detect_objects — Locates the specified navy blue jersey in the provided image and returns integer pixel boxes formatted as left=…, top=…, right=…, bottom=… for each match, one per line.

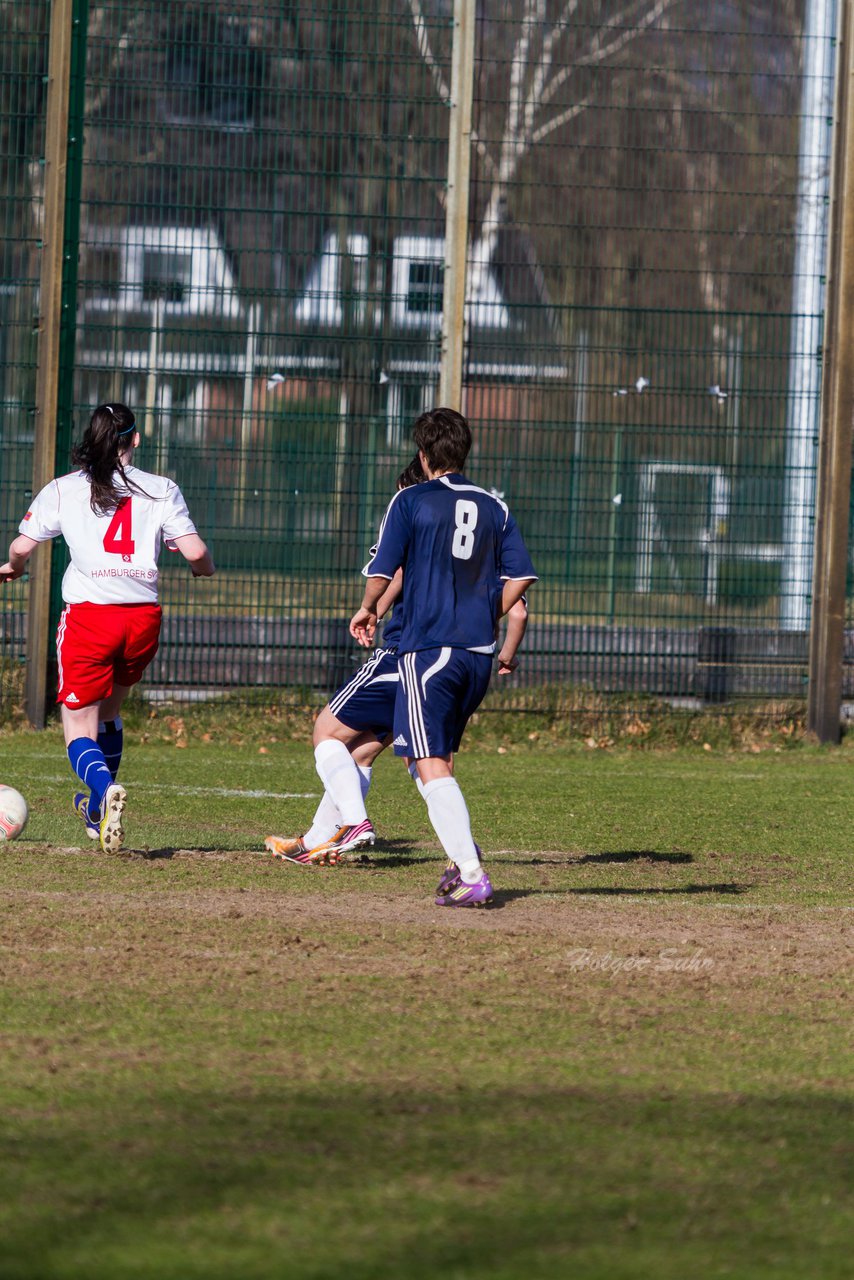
left=380, top=599, right=402, bottom=651
left=364, top=473, right=537, bottom=653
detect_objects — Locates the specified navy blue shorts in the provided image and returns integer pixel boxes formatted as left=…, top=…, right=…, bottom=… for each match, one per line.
left=394, top=647, right=492, bottom=759
left=328, top=647, right=399, bottom=738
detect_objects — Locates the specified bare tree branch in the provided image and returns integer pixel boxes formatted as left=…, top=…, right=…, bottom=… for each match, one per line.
left=524, top=0, right=583, bottom=138
left=405, top=0, right=497, bottom=179
left=540, top=0, right=677, bottom=112
left=507, top=0, right=539, bottom=161
left=467, top=0, right=684, bottom=302
left=530, top=95, right=592, bottom=146
left=408, top=0, right=451, bottom=105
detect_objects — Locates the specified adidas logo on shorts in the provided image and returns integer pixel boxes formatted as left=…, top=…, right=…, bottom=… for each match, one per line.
left=66, top=692, right=80, bottom=704
left=393, top=734, right=408, bottom=747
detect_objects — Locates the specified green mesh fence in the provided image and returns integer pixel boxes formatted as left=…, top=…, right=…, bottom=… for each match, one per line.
left=0, top=0, right=47, bottom=719
left=0, top=0, right=846, bottom=721
left=464, top=0, right=831, bottom=712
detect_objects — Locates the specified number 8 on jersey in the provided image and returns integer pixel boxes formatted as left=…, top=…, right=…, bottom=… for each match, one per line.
left=452, top=499, right=479, bottom=560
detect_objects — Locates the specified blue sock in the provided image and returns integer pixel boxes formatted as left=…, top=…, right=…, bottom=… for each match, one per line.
left=67, top=737, right=114, bottom=820
left=98, top=717, right=123, bottom=781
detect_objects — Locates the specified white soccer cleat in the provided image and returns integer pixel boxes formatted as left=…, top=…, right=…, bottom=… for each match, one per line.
left=99, top=783, right=127, bottom=854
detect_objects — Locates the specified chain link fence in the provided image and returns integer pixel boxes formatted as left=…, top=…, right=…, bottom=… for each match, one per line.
left=1, top=0, right=848, bottom=723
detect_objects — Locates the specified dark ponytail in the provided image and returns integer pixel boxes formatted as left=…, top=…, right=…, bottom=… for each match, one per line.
left=396, top=454, right=425, bottom=490
left=72, top=403, right=142, bottom=515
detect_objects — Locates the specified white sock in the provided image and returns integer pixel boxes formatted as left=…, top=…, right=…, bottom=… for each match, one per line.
left=422, top=777, right=481, bottom=882
left=408, top=761, right=427, bottom=799
left=303, top=791, right=341, bottom=849
left=314, top=740, right=369, bottom=827
left=304, top=762, right=373, bottom=846
left=357, top=764, right=372, bottom=803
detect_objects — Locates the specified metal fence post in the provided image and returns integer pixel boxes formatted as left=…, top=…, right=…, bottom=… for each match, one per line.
left=236, top=303, right=260, bottom=524
left=50, top=0, right=89, bottom=649
left=439, top=0, right=476, bottom=411
left=781, top=0, right=839, bottom=631
left=808, top=0, right=854, bottom=741
left=26, top=0, right=76, bottom=727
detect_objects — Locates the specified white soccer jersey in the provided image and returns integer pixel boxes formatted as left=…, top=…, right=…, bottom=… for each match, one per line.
left=20, top=466, right=197, bottom=605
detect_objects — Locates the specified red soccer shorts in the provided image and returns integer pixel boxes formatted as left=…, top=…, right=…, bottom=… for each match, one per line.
left=55, top=602, right=162, bottom=707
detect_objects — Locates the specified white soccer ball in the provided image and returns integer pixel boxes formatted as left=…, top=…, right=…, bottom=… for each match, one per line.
left=0, top=785, right=28, bottom=841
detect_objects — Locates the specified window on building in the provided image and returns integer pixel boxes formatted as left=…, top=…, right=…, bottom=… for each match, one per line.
left=110, top=227, right=239, bottom=317
left=392, top=237, right=445, bottom=329
left=141, top=250, right=194, bottom=305
left=407, top=260, right=444, bottom=315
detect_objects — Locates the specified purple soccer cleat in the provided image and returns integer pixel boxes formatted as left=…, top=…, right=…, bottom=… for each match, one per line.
left=435, top=870, right=494, bottom=908
left=434, top=844, right=480, bottom=897
left=436, top=859, right=461, bottom=896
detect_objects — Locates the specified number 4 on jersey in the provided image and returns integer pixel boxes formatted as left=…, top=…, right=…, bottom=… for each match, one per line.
left=103, top=497, right=135, bottom=558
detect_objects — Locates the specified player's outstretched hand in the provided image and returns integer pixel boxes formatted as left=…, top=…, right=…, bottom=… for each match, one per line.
left=0, top=562, right=22, bottom=583
left=350, top=607, right=377, bottom=647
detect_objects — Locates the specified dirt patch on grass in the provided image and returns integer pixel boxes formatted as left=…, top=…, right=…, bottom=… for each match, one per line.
left=2, top=870, right=850, bottom=990
left=1, top=863, right=849, bottom=1109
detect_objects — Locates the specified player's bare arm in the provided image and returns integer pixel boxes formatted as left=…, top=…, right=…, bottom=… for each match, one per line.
left=352, top=568, right=403, bottom=649
left=171, top=533, right=215, bottom=577
left=497, top=596, right=529, bottom=675
left=375, top=568, right=403, bottom=618
left=349, top=574, right=391, bottom=644
left=0, top=534, right=39, bottom=582
left=500, top=576, right=536, bottom=619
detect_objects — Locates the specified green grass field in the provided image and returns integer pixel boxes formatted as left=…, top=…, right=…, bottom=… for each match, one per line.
left=0, top=721, right=851, bottom=1279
